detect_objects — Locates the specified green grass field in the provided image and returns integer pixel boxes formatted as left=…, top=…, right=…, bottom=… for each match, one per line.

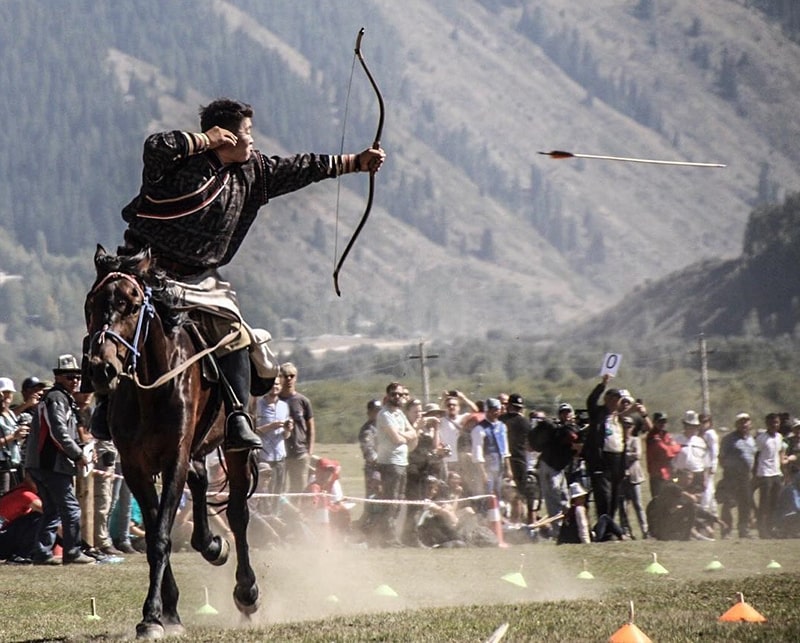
left=3, top=443, right=799, bottom=641
left=1, top=539, right=799, bottom=641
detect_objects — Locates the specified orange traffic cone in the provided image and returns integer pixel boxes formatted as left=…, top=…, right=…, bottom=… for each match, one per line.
left=486, top=495, right=509, bottom=548
left=608, top=601, right=652, bottom=643
left=718, top=592, right=766, bottom=623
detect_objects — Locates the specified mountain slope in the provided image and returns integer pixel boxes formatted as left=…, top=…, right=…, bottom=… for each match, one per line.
left=0, top=0, right=799, bottom=374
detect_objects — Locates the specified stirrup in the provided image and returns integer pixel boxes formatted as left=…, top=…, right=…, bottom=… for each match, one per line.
left=224, top=410, right=261, bottom=452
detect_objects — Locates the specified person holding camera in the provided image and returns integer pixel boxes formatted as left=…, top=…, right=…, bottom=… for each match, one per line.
left=403, top=400, right=451, bottom=547
left=0, top=378, right=28, bottom=495
left=253, top=381, right=293, bottom=512
left=534, top=402, right=583, bottom=536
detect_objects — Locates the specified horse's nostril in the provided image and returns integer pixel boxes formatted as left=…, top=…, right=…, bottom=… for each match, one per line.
left=103, top=363, right=118, bottom=382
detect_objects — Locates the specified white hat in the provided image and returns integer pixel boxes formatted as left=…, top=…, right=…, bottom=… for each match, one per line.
left=568, top=482, right=588, bottom=500
left=682, top=410, right=700, bottom=426
left=0, top=377, right=16, bottom=393
left=618, top=389, right=634, bottom=404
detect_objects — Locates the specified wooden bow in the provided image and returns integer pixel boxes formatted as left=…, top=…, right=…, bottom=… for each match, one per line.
left=333, top=27, right=385, bottom=297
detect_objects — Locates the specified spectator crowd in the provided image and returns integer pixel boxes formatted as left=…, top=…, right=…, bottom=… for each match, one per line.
left=4, top=357, right=800, bottom=565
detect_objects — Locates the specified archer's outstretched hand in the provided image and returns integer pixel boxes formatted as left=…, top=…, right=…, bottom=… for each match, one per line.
left=357, top=147, right=386, bottom=173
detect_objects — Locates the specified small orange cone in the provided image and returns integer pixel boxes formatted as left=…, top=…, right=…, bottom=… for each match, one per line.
left=608, top=601, right=652, bottom=643
left=718, top=592, right=766, bottom=623
left=486, top=495, right=509, bottom=548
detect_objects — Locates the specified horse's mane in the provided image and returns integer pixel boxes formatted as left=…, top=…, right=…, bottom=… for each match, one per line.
left=96, top=249, right=187, bottom=331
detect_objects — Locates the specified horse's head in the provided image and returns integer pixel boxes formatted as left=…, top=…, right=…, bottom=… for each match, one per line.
left=85, top=245, right=154, bottom=394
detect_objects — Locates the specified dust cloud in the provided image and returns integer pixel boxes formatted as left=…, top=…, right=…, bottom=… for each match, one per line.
left=178, top=540, right=605, bottom=628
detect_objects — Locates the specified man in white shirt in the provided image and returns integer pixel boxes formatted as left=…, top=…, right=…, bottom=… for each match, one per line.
left=437, top=390, right=478, bottom=477
left=673, top=410, right=708, bottom=495
left=700, top=413, right=719, bottom=516
left=754, top=413, right=788, bottom=538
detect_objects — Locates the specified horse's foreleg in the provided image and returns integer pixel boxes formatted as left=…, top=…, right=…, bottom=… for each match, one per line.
left=186, top=458, right=229, bottom=565
left=226, top=450, right=260, bottom=616
left=127, top=464, right=186, bottom=638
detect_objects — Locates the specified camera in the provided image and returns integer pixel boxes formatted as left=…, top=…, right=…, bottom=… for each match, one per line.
left=16, top=412, right=33, bottom=426
left=574, top=409, right=590, bottom=427
left=447, top=390, right=458, bottom=397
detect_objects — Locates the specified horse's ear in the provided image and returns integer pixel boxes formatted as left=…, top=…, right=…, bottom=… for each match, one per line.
left=135, top=247, right=153, bottom=274
left=95, top=244, right=107, bottom=264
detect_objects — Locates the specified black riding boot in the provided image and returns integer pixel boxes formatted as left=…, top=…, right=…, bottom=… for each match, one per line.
left=218, top=349, right=262, bottom=452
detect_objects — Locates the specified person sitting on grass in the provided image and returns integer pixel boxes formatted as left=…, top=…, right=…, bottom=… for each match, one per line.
left=647, top=475, right=726, bottom=541
left=0, top=473, right=43, bottom=563
left=558, top=482, right=629, bottom=544
left=417, top=475, right=466, bottom=548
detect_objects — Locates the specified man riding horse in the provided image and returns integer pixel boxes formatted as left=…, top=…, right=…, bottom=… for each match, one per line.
left=87, top=97, right=385, bottom=451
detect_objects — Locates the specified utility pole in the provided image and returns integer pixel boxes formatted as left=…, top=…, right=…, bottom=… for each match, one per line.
left=691, top=333, right=713, bottom=415
left=408, top=340, right=438, bottom=403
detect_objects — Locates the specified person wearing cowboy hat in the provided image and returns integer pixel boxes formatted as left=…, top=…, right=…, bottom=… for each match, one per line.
left=25, top=354, right=95, bottom=565
left=556, top=482, right=591, bottom=544
left=673, top=410, right=708, bottom=496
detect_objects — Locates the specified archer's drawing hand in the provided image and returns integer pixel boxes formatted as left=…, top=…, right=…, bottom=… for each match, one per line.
left=204, top=126, right=239, bottom=149
left=357, top=147, right=386, bottom=173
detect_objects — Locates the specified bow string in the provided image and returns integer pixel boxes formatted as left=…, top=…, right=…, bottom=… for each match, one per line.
left=333, top=27, right=385, bottom=297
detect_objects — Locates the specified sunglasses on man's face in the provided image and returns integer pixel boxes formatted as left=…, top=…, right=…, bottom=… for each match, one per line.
left=64, top=374, right=81, bottom=381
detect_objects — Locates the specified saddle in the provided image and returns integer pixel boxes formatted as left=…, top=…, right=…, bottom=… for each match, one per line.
left=184, top=321, right=274, bottom=397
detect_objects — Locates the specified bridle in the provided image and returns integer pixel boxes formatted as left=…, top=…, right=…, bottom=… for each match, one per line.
left=87, top=271, right=155, bottom=378
left=87, top=270, right=243, bottom=390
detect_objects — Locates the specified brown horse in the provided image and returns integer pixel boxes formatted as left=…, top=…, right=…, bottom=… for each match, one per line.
left=84, top=245, right=259, bottom=639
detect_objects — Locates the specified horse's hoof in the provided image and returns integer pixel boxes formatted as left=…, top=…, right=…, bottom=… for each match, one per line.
left=233, top=583, right=261, bottom=617
left=135, top=621, right=165, bottom=639
left=208, top=535, right=230, bottom=567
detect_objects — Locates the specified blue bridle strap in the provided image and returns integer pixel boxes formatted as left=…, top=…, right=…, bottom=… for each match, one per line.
left=93, top=285, right=155, bottom=374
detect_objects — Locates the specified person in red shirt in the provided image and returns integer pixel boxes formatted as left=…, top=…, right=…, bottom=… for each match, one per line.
left=645, top=413, right=682, bottom=499
left=0, top=474, right=43, bottom=562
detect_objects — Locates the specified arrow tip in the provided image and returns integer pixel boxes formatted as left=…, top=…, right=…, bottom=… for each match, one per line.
left=538, top=150, right=575, bottom=159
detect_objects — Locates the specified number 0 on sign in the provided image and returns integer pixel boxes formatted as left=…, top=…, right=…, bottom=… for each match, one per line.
left=601, top=353, right=622, bottom=377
